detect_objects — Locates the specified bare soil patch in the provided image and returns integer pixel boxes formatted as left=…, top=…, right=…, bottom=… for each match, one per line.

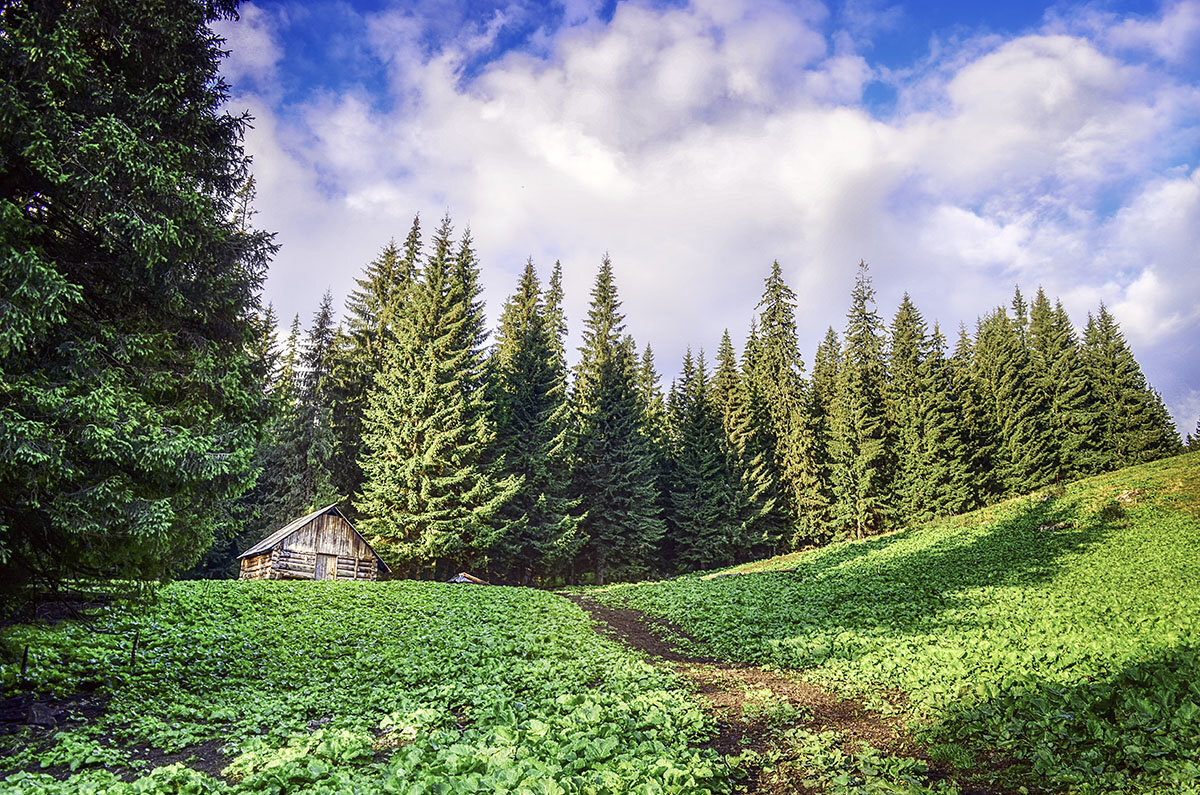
left=0, top=691, right=229, bottom=782
left=566, top=594, right=1017, bottom=794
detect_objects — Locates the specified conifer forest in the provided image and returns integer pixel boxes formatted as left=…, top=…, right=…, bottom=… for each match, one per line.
left=210, top=215, right=1183, bottom=586
left=3, top=3, right=1200, bottom=794
left=0, top=0, right=1186, bottom=593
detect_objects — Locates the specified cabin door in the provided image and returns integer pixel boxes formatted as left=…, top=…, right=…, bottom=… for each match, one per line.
left=314, top=554, right=337, bottom=580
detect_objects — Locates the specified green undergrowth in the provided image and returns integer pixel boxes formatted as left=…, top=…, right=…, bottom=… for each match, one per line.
left=0, top=582, right=728, bottom=794
left=598, top=453, right=1200, bottom=793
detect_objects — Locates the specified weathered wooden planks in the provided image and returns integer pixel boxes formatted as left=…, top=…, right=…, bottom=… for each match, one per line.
left=237, top=506, right=384, bottom=581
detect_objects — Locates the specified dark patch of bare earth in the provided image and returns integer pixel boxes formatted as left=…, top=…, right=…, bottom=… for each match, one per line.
left=0, top=690, right=229, bottom=783
left=565, top=594, right=1019, bottom=795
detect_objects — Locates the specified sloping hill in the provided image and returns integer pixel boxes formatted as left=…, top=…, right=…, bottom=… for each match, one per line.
left=598, top=452, right=1200, bottom=792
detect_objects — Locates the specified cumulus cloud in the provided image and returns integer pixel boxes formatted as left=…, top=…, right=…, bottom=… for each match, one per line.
left=211, top=3, right=284, bottom=92
left=218, top=0, right=1200, bottom=431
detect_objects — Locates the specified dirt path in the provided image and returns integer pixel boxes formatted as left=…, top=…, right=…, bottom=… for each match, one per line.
left=565, top=594, right=918, bottom=793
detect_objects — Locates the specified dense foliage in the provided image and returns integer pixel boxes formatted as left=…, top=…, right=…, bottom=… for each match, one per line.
left=243, top=220, right=1179, bottom=582
left=0, top=0, right=274, bottom=595
left=599, top=452, right=1200, bottom=792
left=0, top=582, right=727, bottom=794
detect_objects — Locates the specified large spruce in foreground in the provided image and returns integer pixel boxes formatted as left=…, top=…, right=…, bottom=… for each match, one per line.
left=0, top=0, right=274, bottom=595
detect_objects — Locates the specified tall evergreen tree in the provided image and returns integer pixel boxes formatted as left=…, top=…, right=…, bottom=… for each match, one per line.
left=357, top=216, right=518, bottom=571
left=1186, top=420, right=1200, bottom=452
left=571, top=257, right=664, bottom=584
left=0, top=0, right=275, bottom=595
left=886, top=293, right=930, bottom=523
left=545, top=260, right=569, bottom=368
left=1028, top=290, right=1104, bottom=480
left=668, top=350, right=738, bottom=570
left=973, top=301, right=1056, bottom=495
left=829, top=262, right=893, bottom=538
left=279, top=291, right=339, bottom=514
left=636, top=344, right=674, bottom=569
left=916, top=324, right=973, bottom=518
left=731, top=322, right=789, bottom=555
left=948, top=325, right=1002, bottom=509
left=807, top=326, right=842, bottom=528
left=749, top=262, right=807, bottom=529
left=1082, top=304, right=1181, bottom=468
left=488, top=260, right=581, bottom=582
left=329, top=218, right=421, bottom=502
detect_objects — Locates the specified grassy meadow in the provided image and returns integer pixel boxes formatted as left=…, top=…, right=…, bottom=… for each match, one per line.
left=2, top=453, right=1198, bottom=793
left=599, top=452, right=1200, bottom=792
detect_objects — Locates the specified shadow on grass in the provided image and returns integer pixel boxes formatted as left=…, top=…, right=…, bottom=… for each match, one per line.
left=641, top=494, right=1126, bottom=655
left=931, top=644, right=1200, bottom=792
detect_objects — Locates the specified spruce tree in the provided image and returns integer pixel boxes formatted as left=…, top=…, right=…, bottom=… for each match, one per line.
left=329, top=218, right=421, bottom=503
left=489, top=260, right=581, bottom=583
left=669, top=350, right=738, bottom=570
left=948, top=325, right=1002, bottom=508
left=0, top=0, right=275, bottom=594
left=749, top=261, right=829, bottom=538
left=829, top=262, right=893, bottom=538
left=1082, top=304, right=1181, bottom=468
left=287, top=291, right=340, bottom=512
left=636, top=344, right=673, bottom=570
left=357, top=216, right=518, bottom=571
left=973, top=304, right=1056, bottom=494
left=886, top=294, right=930, bottom=523
left=571, top=256, right=664, bottom=584
left=916, top=324, right=972, bottom=517
left=1028, top=290, right=1104, bottom=480
left=1186, top=420, right=1200, bottom=452
left=545, top=260, right=569, bottom=368
left=731, top=322, right=789, bottom=556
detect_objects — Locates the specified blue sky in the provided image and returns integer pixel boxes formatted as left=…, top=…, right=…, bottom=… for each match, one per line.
left=214, top=0, right=1200, bottom=432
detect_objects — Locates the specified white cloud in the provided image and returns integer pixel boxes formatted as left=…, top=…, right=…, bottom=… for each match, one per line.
left=211, top=3, right=283, bottom=92
left=222, top=0, right=1200, bottom=430
left=1107, top=0, right=1200, bottom=65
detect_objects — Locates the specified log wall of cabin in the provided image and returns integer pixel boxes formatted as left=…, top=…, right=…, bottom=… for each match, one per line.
left=240, top=512, right=383, bottom=581
left=239, top=553, right=273, bottom=580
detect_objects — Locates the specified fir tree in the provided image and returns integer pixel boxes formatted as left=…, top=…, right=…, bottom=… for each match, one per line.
left=1028, top=290, right=1104, bottom=480
left=0, top=0, right=275, bottom=594
left=545, top=260, right=569, bottom=369
left=886, top=294, right=930, bottom=523
left=289, top=291, right=339, bottom=512
left=711, top=331, right=741, bottom=427
left=829, top=262, right=893, bottom=538
left=571, top=256, right=664, bottom=584
left=669, top=350, right=738, bottom=570
left=329, top=219, right=421, bottom=503
left=636, top=344, right=673, bottom=569
left=916, top=324, right=972, bottom=517
left=730, top=322, right=789, bottom=556
left=489, top=260, right=581, bottom=582
left=1082, top=304, right=1181, bottom=468
left=750, top=263, right=806, bottom=526
left=972, top=304, right=1056, bottom=494
left=1186, top=420, right=1200, bottom=452
left=357, top=216, right=518, bottom=571
left=948, top=325, right=1002, bottom=509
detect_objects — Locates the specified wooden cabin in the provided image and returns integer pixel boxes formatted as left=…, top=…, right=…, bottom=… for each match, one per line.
left=237, top=504, right=389, bottom=581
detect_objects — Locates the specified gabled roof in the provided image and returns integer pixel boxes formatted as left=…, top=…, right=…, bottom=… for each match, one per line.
left=237, top=504, right=391, bottom=572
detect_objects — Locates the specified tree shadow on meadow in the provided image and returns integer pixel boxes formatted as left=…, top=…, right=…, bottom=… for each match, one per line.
left=685, top=494, right=1126, bottom=653
left=930, top=644, right=1200, bottom=792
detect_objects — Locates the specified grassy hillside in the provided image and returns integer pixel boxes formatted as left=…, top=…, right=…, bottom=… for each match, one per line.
left=598, top=452, right=1200, bottom=792
left=0, top=583, right=727, bottom=793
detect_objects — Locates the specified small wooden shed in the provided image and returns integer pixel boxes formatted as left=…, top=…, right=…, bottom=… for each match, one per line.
left=237, top=504, right=389, bottom=581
